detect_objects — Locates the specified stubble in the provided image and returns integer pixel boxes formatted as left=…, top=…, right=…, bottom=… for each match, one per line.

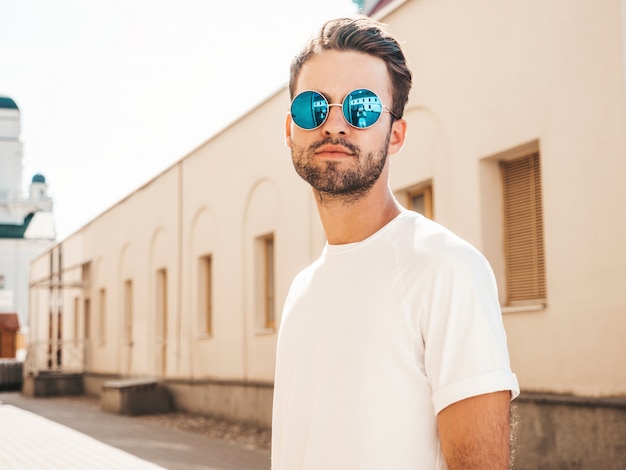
left=290, top=134, right=390, bottom=205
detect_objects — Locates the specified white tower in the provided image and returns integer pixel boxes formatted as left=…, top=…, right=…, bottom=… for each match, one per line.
left=0, top=97, right=23, bottom=209
left=0, top=96, right=56, bottom=348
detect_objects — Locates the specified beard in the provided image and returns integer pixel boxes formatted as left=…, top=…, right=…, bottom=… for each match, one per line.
left=290, top=133, right=390, bottom=204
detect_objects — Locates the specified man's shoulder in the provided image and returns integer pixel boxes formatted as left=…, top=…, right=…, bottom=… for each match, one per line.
left=393, top=211, right=490, bottom=272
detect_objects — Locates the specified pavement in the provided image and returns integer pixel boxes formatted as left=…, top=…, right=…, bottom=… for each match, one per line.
left=0, top=392, right=271, bottom=470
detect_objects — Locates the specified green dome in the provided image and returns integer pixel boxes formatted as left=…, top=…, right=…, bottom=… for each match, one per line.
left=32, top=174, right=46, bottom=184
left=0, top=97, right=19, bottom=110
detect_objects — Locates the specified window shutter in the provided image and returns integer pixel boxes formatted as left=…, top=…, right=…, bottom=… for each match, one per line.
left=501, top=153, right=546, bottom=304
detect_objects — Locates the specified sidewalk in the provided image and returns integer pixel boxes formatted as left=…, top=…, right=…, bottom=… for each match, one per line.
left=0, top=392, right=270, bottom=470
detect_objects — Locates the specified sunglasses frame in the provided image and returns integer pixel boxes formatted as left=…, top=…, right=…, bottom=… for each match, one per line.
left=289, top=88, right=397, bottom=131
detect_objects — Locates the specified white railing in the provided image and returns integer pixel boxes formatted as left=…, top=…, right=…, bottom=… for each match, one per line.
left=25, top=340, right=87, bottom=375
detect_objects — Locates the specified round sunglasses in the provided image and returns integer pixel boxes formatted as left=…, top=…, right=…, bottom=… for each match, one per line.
left=290, top=88, right=397, bottom=130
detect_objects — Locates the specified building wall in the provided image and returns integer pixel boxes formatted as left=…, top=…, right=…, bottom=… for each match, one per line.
left=383, top=0, right=626, bottom=397
left=28, top=89, right=321, bottom=422
left=28, top=0, right=625, bottom=459
left=513, top=394, right=626, bottom=469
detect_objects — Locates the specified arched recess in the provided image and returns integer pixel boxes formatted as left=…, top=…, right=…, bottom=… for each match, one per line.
left=117, top=243, right=135, bottom=375
left=243, top=178, right=281, bottom=234
left=188, top=207, right=219, bottom=338
left=85, top=255, right=103, bottom=370
left=243, top=178, right=282, bottom=380
left=149, top=227, right=174, bottom=378
left=244, top=179, right=281, bottom=327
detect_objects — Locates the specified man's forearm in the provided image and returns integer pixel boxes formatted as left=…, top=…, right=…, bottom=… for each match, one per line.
left=437, top=391, right=512, bottom=469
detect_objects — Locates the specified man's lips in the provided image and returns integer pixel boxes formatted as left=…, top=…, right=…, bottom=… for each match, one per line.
left=314, top=144, right=354, bottom=157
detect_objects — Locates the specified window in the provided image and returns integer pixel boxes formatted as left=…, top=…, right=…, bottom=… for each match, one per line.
left=409, top=185, right=434, bottom=219
left=83, top=299, right=90, bottom=339
left=73, top=297, right=80, bottom=343
left=124, top=280, right=133, bottom=346
left=256, top=234, right=276, bottom=330
left=81, top=262, right=91, bottom=284
left=397, top=182, right=434, bottom=219
left=156, top=269, right=168, bottom=339
left=81, top=262, right=91, bottom=340
left=198, top=255, right=213, bottom=336
left=501, top=152, right=546, bottom=306
left=156, top=268, right=168, bottom=377
left=98, top=288, right=106, bottom=346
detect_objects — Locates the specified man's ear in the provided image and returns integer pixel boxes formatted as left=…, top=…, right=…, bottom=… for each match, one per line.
left=285, top=113, right=293, bottom=148
left=387, top=118, right=407, bottom=156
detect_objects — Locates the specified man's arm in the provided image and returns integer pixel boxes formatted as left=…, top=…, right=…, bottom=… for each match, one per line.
left=437, top=391, right=512, bottom=470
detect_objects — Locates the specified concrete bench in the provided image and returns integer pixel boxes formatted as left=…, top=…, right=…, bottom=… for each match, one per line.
left=101, top=378, right=172, bottom=416
left=22, top=371, right=84, bottom=397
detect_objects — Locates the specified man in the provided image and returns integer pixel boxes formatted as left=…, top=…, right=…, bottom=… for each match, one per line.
left=272, top=17, right=519, bottom=469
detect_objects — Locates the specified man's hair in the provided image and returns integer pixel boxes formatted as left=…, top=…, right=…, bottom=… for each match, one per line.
left=289, top=17, right=413, bottom=119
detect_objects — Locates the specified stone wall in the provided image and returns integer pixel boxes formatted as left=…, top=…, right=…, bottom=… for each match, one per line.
left=513, top=393, right=626, bottom=469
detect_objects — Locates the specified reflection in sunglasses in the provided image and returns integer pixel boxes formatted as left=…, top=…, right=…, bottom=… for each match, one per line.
left=290, top=88, right=393, bottom=130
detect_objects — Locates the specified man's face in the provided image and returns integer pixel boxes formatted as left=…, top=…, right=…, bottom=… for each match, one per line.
left=286, top=49, right=406, bottom=202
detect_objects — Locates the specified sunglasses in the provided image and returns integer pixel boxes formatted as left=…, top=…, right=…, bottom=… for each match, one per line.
left=290, top=88, right=397, bottom=130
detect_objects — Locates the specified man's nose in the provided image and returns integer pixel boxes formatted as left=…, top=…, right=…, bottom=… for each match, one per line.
left=321, top=104, right=349, bottom=135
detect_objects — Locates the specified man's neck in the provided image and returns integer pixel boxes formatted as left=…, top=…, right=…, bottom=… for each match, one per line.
left=314, top=184, right=402, bottom=245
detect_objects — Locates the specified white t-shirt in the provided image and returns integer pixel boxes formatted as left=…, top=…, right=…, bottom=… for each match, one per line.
left=272, top=210, right=519, bottom=470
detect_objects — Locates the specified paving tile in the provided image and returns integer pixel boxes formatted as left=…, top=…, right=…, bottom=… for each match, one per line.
left=0, top=393, right=270, bottom=470
left=0, top=405, right=166, bottom=469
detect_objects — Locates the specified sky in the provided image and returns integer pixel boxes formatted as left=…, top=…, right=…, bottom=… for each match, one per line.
left=1, top=0, right=358, bottom=239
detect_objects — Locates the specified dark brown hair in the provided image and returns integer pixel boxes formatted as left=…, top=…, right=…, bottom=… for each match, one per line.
left=289, top=17, right=413, bottom=119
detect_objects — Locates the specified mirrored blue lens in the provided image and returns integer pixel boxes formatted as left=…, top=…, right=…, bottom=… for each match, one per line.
left=290, top=91, right=328, bottom=130
left=342, top=89, right=383, bottom=128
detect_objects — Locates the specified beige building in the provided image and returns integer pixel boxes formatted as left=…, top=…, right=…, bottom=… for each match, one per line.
left=27, top=0, right=626, bottom=466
